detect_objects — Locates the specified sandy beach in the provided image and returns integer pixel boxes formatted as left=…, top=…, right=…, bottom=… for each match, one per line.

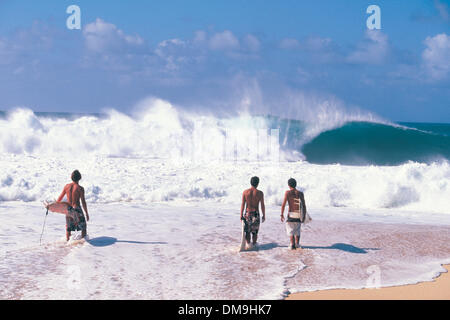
left=287, top=265, right=450, bottom=300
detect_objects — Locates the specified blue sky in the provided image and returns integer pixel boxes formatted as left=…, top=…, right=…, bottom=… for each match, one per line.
left=0, top=0, right=449, bottom=122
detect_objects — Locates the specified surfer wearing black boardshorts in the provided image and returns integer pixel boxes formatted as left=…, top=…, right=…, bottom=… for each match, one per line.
left=240, top=176, right=266, bottom=250
left=57, top=170, right=90, bottom=241
left=281, top=178, right=307, bottom=250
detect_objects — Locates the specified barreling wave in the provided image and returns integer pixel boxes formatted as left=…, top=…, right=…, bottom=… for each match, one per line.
left=301, top=121, right=450, bottom=165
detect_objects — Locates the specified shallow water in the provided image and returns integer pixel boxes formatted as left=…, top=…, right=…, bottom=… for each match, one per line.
left=1, top=203, right=449, bottom=299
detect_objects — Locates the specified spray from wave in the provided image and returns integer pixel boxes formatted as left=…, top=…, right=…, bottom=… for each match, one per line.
left=0, top=96, right=388, bottom=161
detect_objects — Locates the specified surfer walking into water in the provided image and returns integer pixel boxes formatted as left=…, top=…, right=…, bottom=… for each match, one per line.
left=57, top=170, right=89, bottom=241
left=240, top=176, right=266, bottom=250
left=281, top=178, right=308, bottom=250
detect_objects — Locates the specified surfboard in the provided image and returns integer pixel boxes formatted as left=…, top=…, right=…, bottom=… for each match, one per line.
left=239, top=219, right=247, bottom=252
left=303, top=212, right=312, bottom=224
left=44, top=201, right=71, bottom=215
left=293, top=198, right=312, bottom=224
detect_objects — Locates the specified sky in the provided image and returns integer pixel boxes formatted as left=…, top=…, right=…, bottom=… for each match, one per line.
left=0, top=0, right=449, bottom=122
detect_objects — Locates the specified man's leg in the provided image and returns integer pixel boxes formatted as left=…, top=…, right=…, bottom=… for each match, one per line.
left=295, top=223, right=301, bottom=248
left=252, top=232, right=258, bottom=245
left=286, top=222, right=295, bottom=249
left=295, top=236, right=300, bottom=249
left=251, top=215, right=260, bottom=246
left=245, top=231, right=251, bottom=245
left=289, top=236, right=295, bottom=249
left=82, top=227, right=87, bottom=239
left=65, top=217, right=71, bottom=241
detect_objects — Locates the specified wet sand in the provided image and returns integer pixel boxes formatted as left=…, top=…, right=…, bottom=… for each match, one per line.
left=287, top=265, right=450, bottom=300
left=281, top=219, right=450, bottom=300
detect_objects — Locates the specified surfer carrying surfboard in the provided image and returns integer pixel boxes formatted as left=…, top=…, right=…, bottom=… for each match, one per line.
left=56, top=170, right=90, bottom=241
left=240, top=176, right=266, bottom=250
left=281, top=178, right=309, bottom=250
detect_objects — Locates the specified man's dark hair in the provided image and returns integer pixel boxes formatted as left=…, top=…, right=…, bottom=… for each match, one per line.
left=250, top=176, right=260, bottom=188
left=71, top=170, right=82, bottom=182
left=288, top=178, right=297, bottom=188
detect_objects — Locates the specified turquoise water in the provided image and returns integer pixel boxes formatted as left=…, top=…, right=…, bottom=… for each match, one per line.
left=263, top=115, right=450, bottom=165
left=302, top=121, right=450, bottom=166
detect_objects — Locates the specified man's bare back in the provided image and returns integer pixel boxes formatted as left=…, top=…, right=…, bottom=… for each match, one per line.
left=239, top=177, right=266, bottom=249
left=242, top=187, right=264, bottom=214
left=281, top=178, right=308, bottom=250
left=58, top=182, right=83, bottom=209
left=285, top=189, right=306, bottom=214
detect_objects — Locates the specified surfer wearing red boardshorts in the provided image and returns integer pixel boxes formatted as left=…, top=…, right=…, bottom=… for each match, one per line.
left=240, top=176, right=266, bottom=249
left=57, top=170, right=90, bottom=241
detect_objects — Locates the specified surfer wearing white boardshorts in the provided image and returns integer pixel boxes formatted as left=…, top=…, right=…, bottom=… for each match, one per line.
left=281, top=178, right=307, bottom=250
left=57, top=170, right=90, bottom=241
left=240, top=176, right=266, bottom=249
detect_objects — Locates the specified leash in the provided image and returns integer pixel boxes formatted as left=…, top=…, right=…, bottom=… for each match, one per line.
left=39, top=208, right=49, bottom=245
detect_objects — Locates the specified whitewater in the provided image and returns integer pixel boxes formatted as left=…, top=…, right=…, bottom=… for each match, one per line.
left=1, top=99, right=450, bottom=299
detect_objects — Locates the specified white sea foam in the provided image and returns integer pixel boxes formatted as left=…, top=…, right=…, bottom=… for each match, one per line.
left=0, top=153, right=449, bottom=214
left=1, top=203, right=449, bottom=299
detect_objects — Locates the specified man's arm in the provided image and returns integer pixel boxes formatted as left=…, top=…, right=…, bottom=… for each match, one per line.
left=280, top=192, right=287, bottom=222
left=81, top=188, right=89, bottom=221
left=240, top=192, right=246, bottom=220
left=260, top=192, right=266, bottom=223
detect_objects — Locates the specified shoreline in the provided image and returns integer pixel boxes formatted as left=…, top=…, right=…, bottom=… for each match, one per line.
left=286, top=265, right=450, bottom=300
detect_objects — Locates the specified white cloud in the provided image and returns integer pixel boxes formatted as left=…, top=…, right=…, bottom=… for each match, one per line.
left=305, top=36, right=332, bottom=51
left=422, top=33, right=450, bottom=80
left=83, top=18, right=144, bottom=53
left=279, top=38, right=300, bottom=49
left=193, top=30, right=207, bottom=44
left=153, top=31, right=259, bottom=70
left=279, top=36, right=332, bottom=51
left=155, top=38, right=187, bottom=71
left=13, top=65, right=25, bottom=75
left=435, top=0, right=449, bottom=22
left=158, top=39, right=185, bottom=48
left=208, top=30, right=239, bottom=51
left=0, top=39, right=10, bottom=64
left=279, top=36, right=337, bottom=64
left=347, top=30, right=389, bottom=64
left=243, top=34, right=260, bottom=52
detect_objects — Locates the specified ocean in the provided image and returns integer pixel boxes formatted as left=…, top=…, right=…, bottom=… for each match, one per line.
left=1, top=103, right=449, bottom=299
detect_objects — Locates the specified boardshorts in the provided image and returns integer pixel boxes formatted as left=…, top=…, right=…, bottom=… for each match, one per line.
left=244, top=211, right=260, bottom=235
left=66, top=207, right=86, bottom=232
left=286, top=212, right=301, bottom=236
left=286, top=221, right=301, bottom=237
